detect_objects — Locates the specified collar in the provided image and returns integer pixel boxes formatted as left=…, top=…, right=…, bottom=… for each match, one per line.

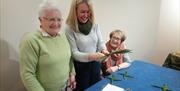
left=40, top=29, right=61, bottom=37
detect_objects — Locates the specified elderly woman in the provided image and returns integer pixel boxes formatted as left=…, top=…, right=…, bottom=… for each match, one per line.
left=65, top=0, right=108, bottom=90
left=19, top=1, right=76, bottom=91
left=101, top=30, right=132, bottom=76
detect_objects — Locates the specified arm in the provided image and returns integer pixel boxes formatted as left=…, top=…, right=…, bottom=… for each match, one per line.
left=96, top=24, right=106, bottom=52
left=65, top=27, right=104, bottom=62
left=65, top=27, right=89, bottom=62
left=68, top=57, right=76, bottom=90
left=19, top=36, right=44, bottom=91
left=106, top=62, right=131, bottom=73
left=123, top=44, right=132, bottom=63
left=69, top=56, right=75, bottom=76
left=118, top=62, right=131, bottom=69
left=118, top=43, right=131, bottom=69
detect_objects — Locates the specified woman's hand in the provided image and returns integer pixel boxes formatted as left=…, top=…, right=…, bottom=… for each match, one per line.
left=118, top=62, right=131, bottom=69
left=67, top=74, right=76, bottom=90
left=88, top=52, right=105, bottom=61
left=101, top=49, right=109, bottom=55
left=106, top=66, right=118, bottom=73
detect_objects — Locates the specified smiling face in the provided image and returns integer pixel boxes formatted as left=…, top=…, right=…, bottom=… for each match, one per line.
left=110, top=32, right=122, bottom=49
left=76, top=2, right=90, bottom=23
left=39, top=9, right=62, bottom=36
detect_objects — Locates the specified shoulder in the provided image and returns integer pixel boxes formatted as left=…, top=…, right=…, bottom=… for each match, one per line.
left=91, top=23, right=99, bottom=32
left=64, top=25, right=75, bottom=36
left=59, top=31, right=67, bottom=39
left=92, top=23, right=99, bottom=29
left=20, top=31, right=41, bottom=46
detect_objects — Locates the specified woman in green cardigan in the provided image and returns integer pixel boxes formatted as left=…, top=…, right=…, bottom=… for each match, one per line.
left=19, top=1, right=76, bottom=91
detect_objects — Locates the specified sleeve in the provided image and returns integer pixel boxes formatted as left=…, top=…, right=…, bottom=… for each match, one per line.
left=95, top=24, right=106, bottom=52
left=65, top=27, right=90, bottom=62
left=19, top=36, right=45, bottom=91
left=69, top=56, right=75, bottom=75
left=123, top=44, right=132, bottom=63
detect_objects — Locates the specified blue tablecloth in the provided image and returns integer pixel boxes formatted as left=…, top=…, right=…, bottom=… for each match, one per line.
left=85, top=60, right=180, bottom=91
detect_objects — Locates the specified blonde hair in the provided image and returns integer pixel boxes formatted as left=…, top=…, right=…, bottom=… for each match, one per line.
left=66, top=0, right=95, bottom=32
left=110, top=29, right=126, bottom=42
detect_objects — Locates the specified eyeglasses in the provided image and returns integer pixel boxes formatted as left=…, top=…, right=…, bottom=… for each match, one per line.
left=43, top=17, right=63, bottom=23
left=111, top=36, right=121, bottom=41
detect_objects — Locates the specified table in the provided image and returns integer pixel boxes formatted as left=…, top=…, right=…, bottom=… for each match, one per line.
left=85, top=60, right=180, bottom=91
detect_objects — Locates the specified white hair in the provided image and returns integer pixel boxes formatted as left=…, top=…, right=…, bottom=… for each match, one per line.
left=38, top=0, right=61, bottom=17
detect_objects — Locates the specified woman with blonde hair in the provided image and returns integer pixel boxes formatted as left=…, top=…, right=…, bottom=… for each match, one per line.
left=65, top=0, right=108, bottom=90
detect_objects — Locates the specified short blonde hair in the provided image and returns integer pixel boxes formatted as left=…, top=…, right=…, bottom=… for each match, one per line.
left=110, top=29, right=126, bottom=42
left=66, top=0, right=95, bottom=32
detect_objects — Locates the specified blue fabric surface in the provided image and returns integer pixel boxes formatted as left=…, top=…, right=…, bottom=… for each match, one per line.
left=85, top=60, right=180, bottom=91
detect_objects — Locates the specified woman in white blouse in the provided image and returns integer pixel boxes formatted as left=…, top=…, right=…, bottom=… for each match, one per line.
left=65, top=0, right=108, bottom=91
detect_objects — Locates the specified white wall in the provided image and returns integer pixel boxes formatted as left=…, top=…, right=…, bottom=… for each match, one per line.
left=0, top=0, right=179, bottom=91
left=152, top=0, right=180, bottom=64
left=93, top=0, right=161, bottom=62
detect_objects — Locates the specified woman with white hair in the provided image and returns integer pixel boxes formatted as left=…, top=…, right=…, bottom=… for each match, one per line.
left=19, top=0, right=76, bottom=91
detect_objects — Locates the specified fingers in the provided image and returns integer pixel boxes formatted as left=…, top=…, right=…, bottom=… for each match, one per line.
left=114, top=54, right=121, bottom=57
left=111, top=66, right=118, bottom=72
left=106, top=68, right=113, bottom=73
left=68, top=74, right=76, bottom=90
left=106, top=66, right=118, bottom=73
left=101, top=50, right=109, bottom=55
left=69, top=81, right=76, bottom=89
left=88, top=52, right=105, bottom=61
left=119, top=62, right=130, bottom=68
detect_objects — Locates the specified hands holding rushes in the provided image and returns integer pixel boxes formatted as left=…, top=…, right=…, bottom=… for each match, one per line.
left=88, top=49, right=109, bottom=61
left=88, top=52, right=105, bottom=61
left=88, top=49, right=131, bottom=62
left=100, top=49, right=132, bottom=63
